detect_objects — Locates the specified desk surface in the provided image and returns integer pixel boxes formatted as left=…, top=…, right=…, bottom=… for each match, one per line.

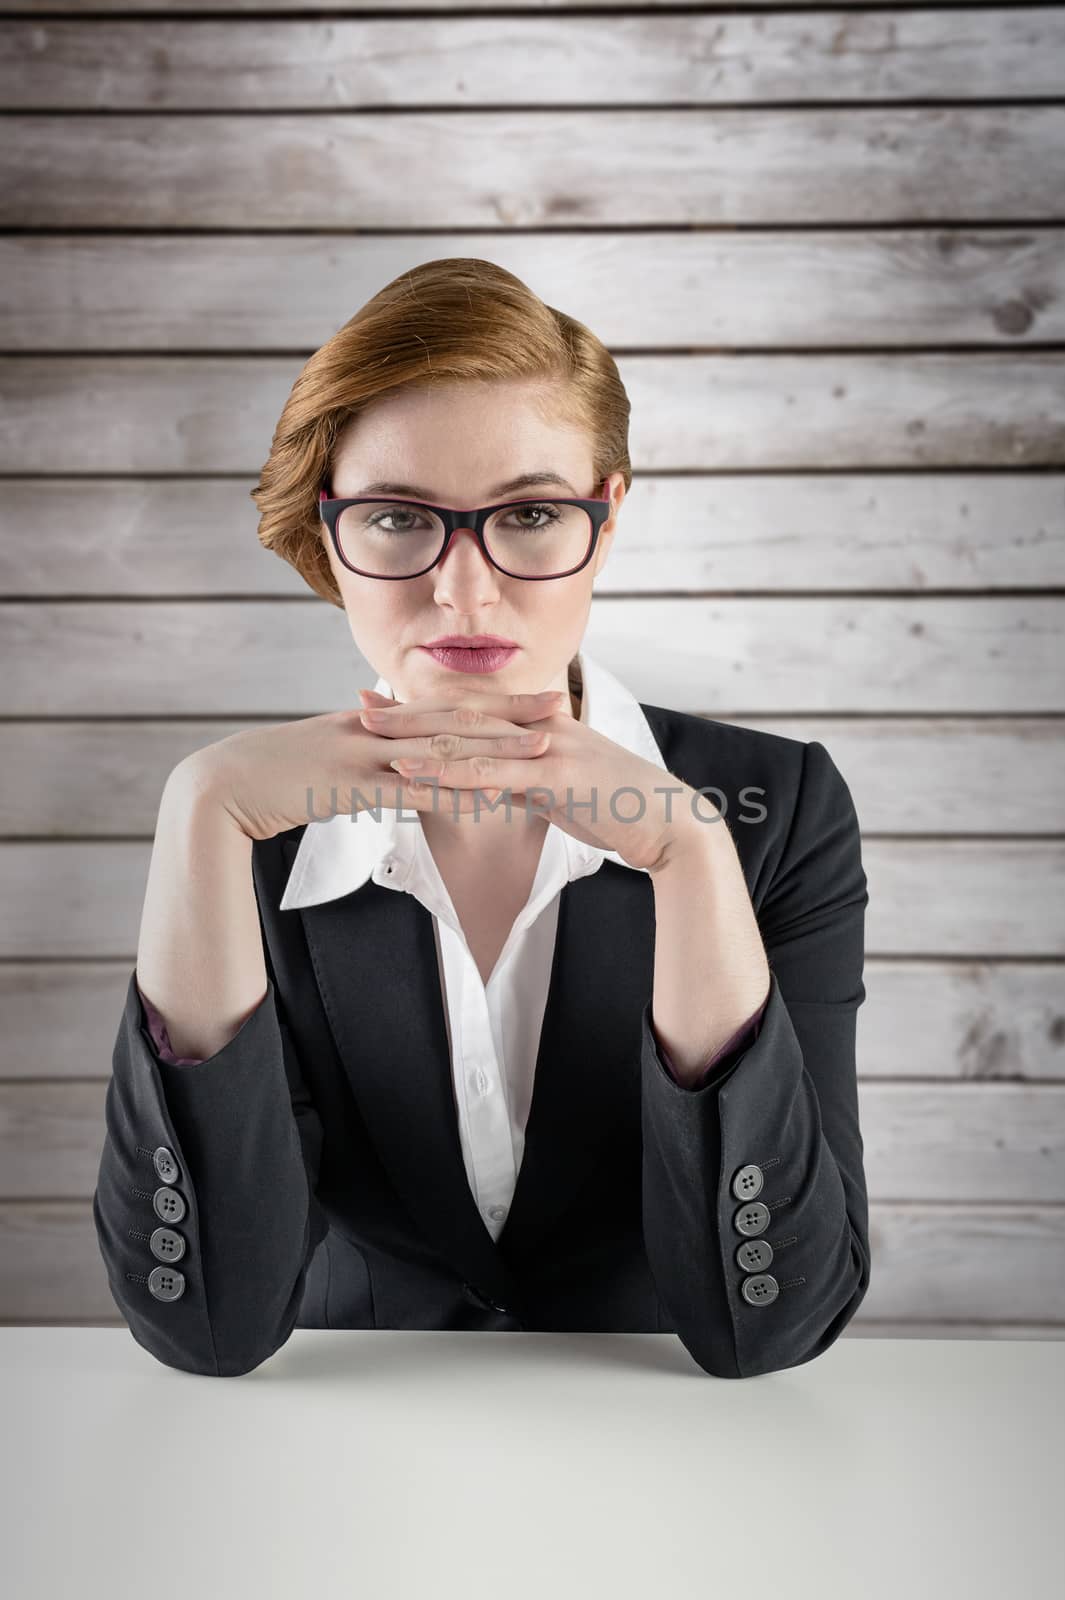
left=3, top=1328, right=1062, bottom=1600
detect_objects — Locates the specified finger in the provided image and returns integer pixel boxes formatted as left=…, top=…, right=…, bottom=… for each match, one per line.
left=360, top=697, right=561, bottom=736
left=357, top=688, right=398, bottom=706
left=389, top=752, right=550, bottom=788
left=371, top=729, right=550, bottom=766
left=375, top=688, right=563, bottom=720
left=392, top=776, right=504, bottom=814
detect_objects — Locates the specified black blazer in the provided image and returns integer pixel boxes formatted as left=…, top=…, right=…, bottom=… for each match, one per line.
left=93, top=703, right=871, bottom=1380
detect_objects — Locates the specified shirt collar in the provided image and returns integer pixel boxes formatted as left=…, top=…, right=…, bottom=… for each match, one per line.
left=279, top=646, right=671, bottom=910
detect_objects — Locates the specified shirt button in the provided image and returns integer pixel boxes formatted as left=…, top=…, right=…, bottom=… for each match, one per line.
left=474, top=1069, right=489, bottom=1094
left=488, top=1205, right=508, bottom=1222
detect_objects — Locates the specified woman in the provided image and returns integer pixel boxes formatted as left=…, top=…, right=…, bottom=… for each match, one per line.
left=93, top=259, right=871, bottom=1379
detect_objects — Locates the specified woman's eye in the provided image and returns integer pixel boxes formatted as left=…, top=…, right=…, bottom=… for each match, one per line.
left=371, top=511, right=420, bottom=532
left=511, top=504, right=558, bottom=527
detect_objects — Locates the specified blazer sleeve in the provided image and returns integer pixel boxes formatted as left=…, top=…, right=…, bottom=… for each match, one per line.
left=137, top=983, right=207, bottom=1066
left=92, top=951, right=329, bottom=1378
left=656, top=991, right=769, bottom=1090
left=639, top=738, right=871, bottom=1379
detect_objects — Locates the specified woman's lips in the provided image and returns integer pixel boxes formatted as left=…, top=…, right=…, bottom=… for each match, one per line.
left=419, top=644, right=520, bottom=674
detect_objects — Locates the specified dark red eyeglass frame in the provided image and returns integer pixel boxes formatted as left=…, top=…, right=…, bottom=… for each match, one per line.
left=317, top=480, right=613, bottom=581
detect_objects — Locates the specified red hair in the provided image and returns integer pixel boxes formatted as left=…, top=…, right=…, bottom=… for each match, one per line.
left=250, top=257, right=632, bottom=608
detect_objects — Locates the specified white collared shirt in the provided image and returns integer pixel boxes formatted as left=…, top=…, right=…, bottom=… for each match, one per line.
left=279, top=649, right=673, bottom=1243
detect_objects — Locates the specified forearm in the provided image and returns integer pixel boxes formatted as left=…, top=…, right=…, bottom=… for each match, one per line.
left=649, top=818, right=771, bottom=1088
left=135, top=760, right=267, bottom=1060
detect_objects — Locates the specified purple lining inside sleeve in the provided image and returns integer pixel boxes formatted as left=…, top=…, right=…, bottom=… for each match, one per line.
left=657, top=990, right=770, bottom=1088
left=137, top=982, right=206, bottom=1067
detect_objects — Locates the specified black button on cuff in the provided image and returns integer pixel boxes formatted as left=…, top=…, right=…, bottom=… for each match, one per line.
left=152, top=1185, right=186, bottom=1225
left=736, top=1237, right=773, bottom=1272
left=733, top=1200, right=771, bottom=1237
left=153, top=1146, right=181, bottom=1184
left=731, top=1163, right=764, bottom=1202
left=148, top=1265, right=186, bottom=1302
left=150, top=1225, right=186, bottom=1264
left=741, top=1273, right=779, bottom=1307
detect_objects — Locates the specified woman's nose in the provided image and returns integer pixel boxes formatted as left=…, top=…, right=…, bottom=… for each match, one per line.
left=434, top=525, right=499, bottom=582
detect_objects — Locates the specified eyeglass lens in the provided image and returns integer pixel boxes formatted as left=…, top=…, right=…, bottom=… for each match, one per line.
left=335, top=499, right=594, bottom=578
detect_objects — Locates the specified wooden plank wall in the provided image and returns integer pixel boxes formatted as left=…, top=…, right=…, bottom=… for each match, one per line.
left=1, top=1, right=1063, bottom=1341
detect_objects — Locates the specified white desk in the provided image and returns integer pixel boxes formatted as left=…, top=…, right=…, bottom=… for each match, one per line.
left=3, top=1328, right=1061, bottom=1599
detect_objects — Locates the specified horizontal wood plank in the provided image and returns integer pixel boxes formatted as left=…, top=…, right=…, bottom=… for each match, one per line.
left=862, top=1204, right=1065, bottom=1323
left=5, top=231, right=1063, bottom=351
left=4, top=474, right=1064, bottom=596
left=857, top=961, right=1065, bottom=1082
left=0, top=1, right=1012, bottom=13
left=1, top=840, right=1063, bottom=959
left=5, top=11, right=1063, bottom=109
left=4, top=109, right=1064, bottom=227
left=4, top=718, right=1064, bottom=837
left=5, top=355, right=1063, bottom=472
left=4, top=1076, right=1063, bottom=1203
left=3, top=599, right=1063, bottom=715
left=2, top=958, right=1065, bottom=1084
left=3, top=1201, right=1061, bottom=1323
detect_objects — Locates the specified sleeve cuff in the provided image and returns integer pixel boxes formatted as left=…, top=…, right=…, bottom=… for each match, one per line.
left=136, top=980, right=207, bottom=1067
left=654, top=990, right=770, bottom=1091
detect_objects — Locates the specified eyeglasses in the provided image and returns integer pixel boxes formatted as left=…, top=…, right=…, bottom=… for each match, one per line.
left=318, top=481, right=613, bottom=581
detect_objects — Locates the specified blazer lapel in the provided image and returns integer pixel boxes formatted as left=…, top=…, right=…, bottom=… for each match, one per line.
left=288, top=837, right=656, bottom=1315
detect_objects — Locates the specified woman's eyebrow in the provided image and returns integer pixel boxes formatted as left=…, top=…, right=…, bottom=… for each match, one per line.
left=355, top=471, right=579, bottom=500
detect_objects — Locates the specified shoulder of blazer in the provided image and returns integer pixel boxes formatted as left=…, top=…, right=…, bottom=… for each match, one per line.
left=640, top=702, right=808, bottom=807
left=637, top=702, right=826, bottom=900
left=633, top=710, right=857, bottom=928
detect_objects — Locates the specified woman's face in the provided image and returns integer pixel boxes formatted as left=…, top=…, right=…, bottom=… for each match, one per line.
left=323, top=379, right=624, bottom=713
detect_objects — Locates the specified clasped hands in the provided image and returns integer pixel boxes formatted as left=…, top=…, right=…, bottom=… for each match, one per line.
left=357, top=684, right=719, bottom=875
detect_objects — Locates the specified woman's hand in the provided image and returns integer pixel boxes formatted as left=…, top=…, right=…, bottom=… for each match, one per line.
left=359, top=687, right=708, bottom=873
left=177, top=688, right=566, bottom=841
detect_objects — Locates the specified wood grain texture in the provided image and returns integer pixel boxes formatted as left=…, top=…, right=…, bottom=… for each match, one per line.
left=3, top=598, right=1063, bottom=715
left=5, top=232, right=1062, bottom=351
left=5, top=11, right=1064, bottom=108
left=4, top=959, right=1064, bottom=1084
left=5, top=355, right=1062, bottom=473
left=0, top=0, right=1022, bottom=12
left=2, top=1202, right=1060, bottom=1323
left=4, top=719, right=1063, bottom=835
left=3, top=475, right=1063, bottom=596
left=1, top=838, right=1064, bottom=957
left=4, top=1075, right=1065, bottom=1201
left=4, top=109, right=1064, bottom=228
